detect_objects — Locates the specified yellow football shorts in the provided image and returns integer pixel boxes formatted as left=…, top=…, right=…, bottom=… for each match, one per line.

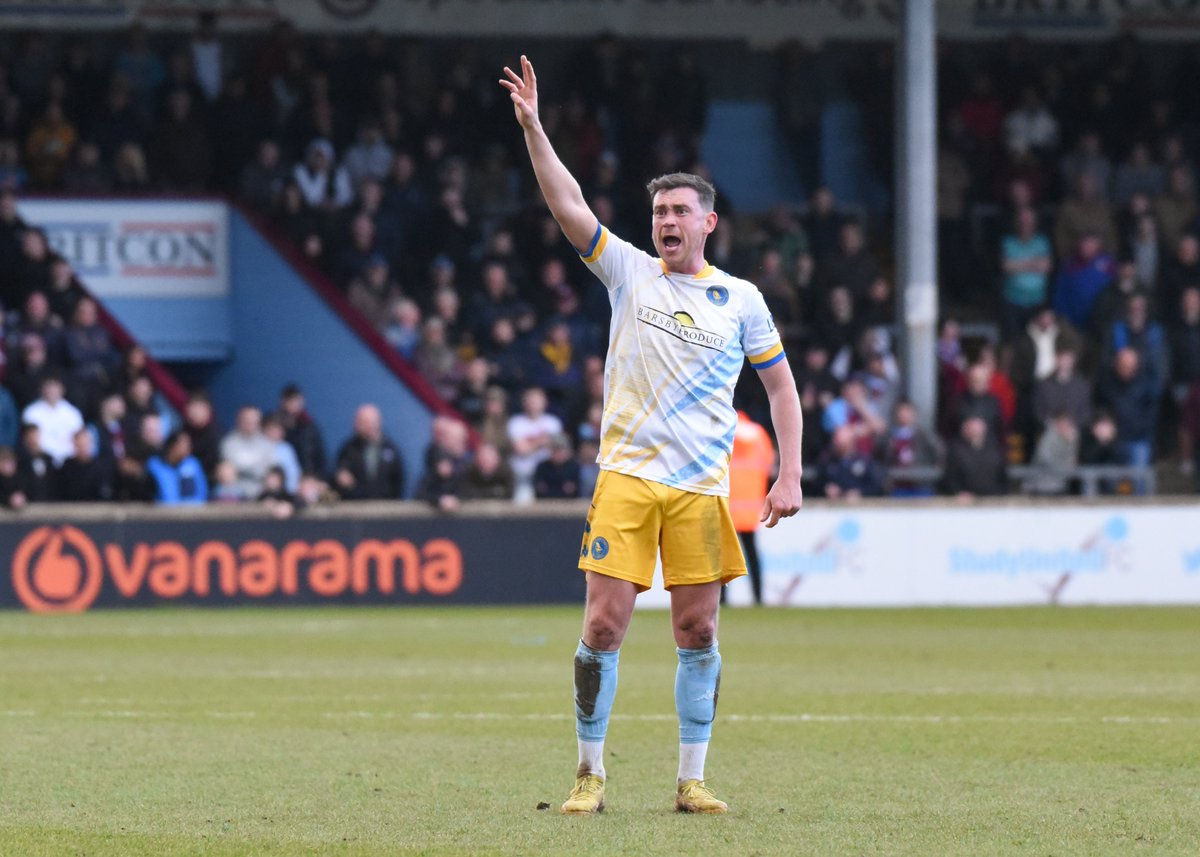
left=578, top=470, right=747, bottom=592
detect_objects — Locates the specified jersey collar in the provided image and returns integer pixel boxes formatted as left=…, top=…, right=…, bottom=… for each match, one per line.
left=658, top=259, right=715, bottom=279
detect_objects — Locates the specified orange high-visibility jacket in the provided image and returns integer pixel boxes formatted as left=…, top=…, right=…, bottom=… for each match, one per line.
left=728, top=411, right=775, bottom=533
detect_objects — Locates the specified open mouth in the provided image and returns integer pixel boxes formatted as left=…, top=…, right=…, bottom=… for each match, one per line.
left=661, top=235, right=682, bottom=251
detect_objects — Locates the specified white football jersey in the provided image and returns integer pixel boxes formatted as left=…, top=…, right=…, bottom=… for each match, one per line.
left=580, top=225, right=784, bottom=496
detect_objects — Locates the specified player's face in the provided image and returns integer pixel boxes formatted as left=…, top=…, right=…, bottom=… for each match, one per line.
left=651, top=187, right=716, bottom=273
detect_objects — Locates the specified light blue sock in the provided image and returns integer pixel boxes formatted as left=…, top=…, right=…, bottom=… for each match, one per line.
left=574, top=640, right=619, bottom=743
left=675, top=643, right=721, bottom=744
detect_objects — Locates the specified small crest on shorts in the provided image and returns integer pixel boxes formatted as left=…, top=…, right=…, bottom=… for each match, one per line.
left=705, top=286, right=729, bottom=307
left=591, top=537, right=610, bottom=561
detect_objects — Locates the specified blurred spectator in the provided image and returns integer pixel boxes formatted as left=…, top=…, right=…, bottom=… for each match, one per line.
left=262, top=414, right=301, bottom=493
left=414, top=316, right=461, bottom=401
left=418, top=448, right=463, bottom=512
left=182, top=391, right=221, bottom=477
left=347, top=254, right=402, bottom=328
left=150, top=89, right=211, bottom=190
left=113, top=24, right=166, bottom=117
left=344, top=119, right=394, bottom=189
left=88, top=392, right=126, bottom=476
left=385, top=298, right=422, bottom=360
left=1060, top=131, right=1111, bottom=200
left=148, top=429, right=208, bottom=505
left=728, top=410, right=774, bottom=604
left=189, top=11, right=226, bottom=104
left=334, top=403, right=405, bottom=499
left=22, top=374, right=82, bottom=466
left=881, top=399, right=945, bottom=497
left=113, top=142, right=151, bottom=191
left=240, top=139, right=288, bottom=210
left=210, top=460, right=245, bottom=503
left=274, top=384, right=326, bottom=478
left=461, top=442, right=514, bottom=501
left=454, top=358, right=491, bottom=426
left=1026, top=412, right=1079, bottom=495
left=17, top=422, right=57, bottom=502
left=257, top=465, right=297, bottom=518
left=1053, top=173, right=1118, bottom=259
left=1052, top=233, right=1115, bottom=331
left=1102, top=291, right=1169, bottom=395
left=942, top=416, right=1007, bottom=498
left=820, top=222, right=878, bottom=301
left=46, top=257, right=80, bottom=322
left=1004, top=86, right=1059, bottom=158
left=63, top=297, right=118, bottom=409
left=821, top=424, right=884, bottom=500
left=1182, top=383, right=1200, bottom=491
left=62, top=142, right=113, bottom=194
left=0, top=446, right=26, bottom=509
left=530, top=320, right=583, bottom=411
left=478, top=385, right=512, bottom=453
left=1171, top=287, right=1200, bottom=474
left=1113, top=141, right=1165, bottom=207
left=1033, top=346, right=1092, bottom=433
left=219, top=405, right=275, bottom=499
left=507, top=386, right=562, bottom=499
left=822, top=376, right=886, bottom=457
left=119, top=412, right=162, bottom=502
left=1155, top=164, right=1196, bottom=256
left=1161, top=234, right=1200, bottom=312
left=25, top=103, right=77, bottom=187
left=1000, top=207, right=1053, bottom=337
left=0, top=383, right=17, bottom=451
left=293, top=138, right=353, bottom=211
left=533, top=433, right=581, bottom=499
left=58, top=427, right=112, bottom=502
left=1095, top=347, right=1159, bottom=483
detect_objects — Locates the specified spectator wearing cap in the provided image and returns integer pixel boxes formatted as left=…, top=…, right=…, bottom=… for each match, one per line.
left=219, top=405, right=276, bottom=500
left=148, top=429, right=208, bottom=505
left=293, top=138, right=353, bottom=211
left=534, top=433, right=581, bottom=499
left=274, top=384, right=326, bottom=478
left=333, top=403, right=405, bottom=500
left=22, top=374, right=82, bottom=466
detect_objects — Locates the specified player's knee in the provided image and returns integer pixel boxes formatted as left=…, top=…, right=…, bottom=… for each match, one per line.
left=583, top=614, right=624, bottom=650
left=674, top=615, right=716, bottom=649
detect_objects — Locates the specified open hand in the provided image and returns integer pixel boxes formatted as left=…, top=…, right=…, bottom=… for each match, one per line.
left=500, top=55, right=539, bottom=130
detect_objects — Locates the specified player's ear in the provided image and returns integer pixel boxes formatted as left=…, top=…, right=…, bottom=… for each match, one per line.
left=703, top=210, right=718, bottom=235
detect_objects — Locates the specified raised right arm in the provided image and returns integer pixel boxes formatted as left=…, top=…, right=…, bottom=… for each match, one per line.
left=500, top=55, right=599, bottom=252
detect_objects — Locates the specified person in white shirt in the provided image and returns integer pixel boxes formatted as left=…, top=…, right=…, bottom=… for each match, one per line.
left=22, top=375, right=83, bottom=466
left=506, top=386, right=562, bottom=495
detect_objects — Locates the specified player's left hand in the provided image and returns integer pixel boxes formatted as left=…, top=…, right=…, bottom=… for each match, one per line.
left=500, top=55, right=540, bottom=130
left=761, top=477, right=803, bottom=528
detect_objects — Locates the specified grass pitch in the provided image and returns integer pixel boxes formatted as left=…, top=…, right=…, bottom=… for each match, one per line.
left=2, top=605, right=1199, bottom=856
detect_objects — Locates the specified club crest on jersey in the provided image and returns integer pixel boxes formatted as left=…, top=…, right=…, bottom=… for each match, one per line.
left=706, top=286, right=729, bottom=306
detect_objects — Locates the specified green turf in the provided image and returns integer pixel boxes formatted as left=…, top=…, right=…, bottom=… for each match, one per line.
left=2, top=605, right=1199, bottom=856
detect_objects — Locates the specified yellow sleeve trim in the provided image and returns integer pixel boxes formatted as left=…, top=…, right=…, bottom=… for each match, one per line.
left=580, top=227, right=609, bottom=263
left=747, top=341, right=785, bottom=367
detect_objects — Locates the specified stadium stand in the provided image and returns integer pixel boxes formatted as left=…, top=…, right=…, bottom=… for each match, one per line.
left=0, top=23, right=1196, bottom=505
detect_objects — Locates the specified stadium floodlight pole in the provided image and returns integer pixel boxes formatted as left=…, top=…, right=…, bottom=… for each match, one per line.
left=895, top=0, right=938, bottom=431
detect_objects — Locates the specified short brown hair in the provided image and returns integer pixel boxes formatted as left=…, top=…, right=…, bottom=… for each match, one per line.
left=645, top=172, right=716, bottom=211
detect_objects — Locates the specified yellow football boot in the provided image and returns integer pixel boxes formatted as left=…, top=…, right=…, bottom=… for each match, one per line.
left=675, top=779, right=728, bottom=814
left=561, top=771, right=606, bottom=815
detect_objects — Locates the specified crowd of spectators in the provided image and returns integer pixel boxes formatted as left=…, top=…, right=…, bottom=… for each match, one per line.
left=1, top=22, right=1199, bottom=506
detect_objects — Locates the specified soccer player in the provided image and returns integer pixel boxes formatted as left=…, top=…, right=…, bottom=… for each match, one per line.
left=501, top=56, right=804, bottom=816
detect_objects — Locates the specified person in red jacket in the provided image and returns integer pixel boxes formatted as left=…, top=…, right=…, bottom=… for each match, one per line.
left=728, top=411, right=776, bottom=605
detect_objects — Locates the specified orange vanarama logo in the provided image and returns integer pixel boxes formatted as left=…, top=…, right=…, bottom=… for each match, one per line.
left=13, top=526, right=103, bottom=613
left=11, top=527, right=463, bottom=613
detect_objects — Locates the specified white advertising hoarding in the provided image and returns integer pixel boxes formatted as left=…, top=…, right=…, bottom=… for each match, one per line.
left=17, top=199, right=229, bottom=300
left=638, top=504, right=1200, bottom=608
